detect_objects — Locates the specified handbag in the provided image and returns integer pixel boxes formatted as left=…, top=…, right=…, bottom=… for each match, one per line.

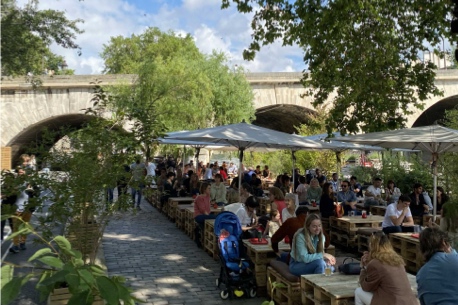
left=334, top=203, right=344, bottom=218
left=338, top=257, right=361, bottom=275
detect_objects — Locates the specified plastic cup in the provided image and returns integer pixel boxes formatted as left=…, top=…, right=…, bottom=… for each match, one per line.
left=324, top=264, right=332, bottom=276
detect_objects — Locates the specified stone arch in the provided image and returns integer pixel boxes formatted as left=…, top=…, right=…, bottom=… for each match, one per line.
left=409, top=94, right=458, bottom=127
left=253, top=104, right=317, bottom=134
left=7, top=114, right=95, bottom=166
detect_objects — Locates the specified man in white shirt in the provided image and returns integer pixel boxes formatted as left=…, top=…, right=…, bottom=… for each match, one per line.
left=227, top=162, right=237, bottom=176
left=204, top=164, right=214, bottom=180
left=330, top=172, right=340, bottom=193
left=382, top=195, right=415, bottom=235
left=364, top=177, right=384, bottom=208
left=146, top=158, right=156, bottom=185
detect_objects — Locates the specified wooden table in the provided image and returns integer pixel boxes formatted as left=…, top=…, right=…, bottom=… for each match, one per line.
left=390, top=232, right=424, bottom=274
left=301, top=272, right=418, bottom=305
left=370, top=205, right=387, bottom=216
left=423, top=214, right=441, bottom=225
left=184, top=206, right=224, bottom=241
left=330, top=215, right=384, bottom=248
left=167, top=197, right=194, bottom=220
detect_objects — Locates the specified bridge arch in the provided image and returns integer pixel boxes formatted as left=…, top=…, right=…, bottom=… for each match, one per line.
left=408, top=94, right=458, bottom=127
left=253, top=104, right=316, bottom=133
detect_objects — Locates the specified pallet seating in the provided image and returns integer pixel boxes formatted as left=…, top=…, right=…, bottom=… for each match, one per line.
left=204, top=219, right=218, bottom=260
left=329, top=215, right=384, bottom=248
left=356, top=227, right=382, bottom=253
left=389, top=233, right=424, bottom=273
left=267, top=260, right=301, bottom=305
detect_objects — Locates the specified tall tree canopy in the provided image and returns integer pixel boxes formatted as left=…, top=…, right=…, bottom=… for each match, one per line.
left=222, top=0, right=455, bottom=134
left=99, top=27, right=255, bottom=158
left=1, top=0, right=82, bottom=76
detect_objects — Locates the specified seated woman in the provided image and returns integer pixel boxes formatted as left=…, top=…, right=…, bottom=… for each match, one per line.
left=225, top=196, right=260, bottom=239
left=355, top=232, right=417, bottom=305
left=306, top=178, right=322, bottom=205
left=194, top=182, right=217, bottom=248
left=384, top=180, right=401, bottom=204
left=239, top=182, right=253, bottom=205
left=320, top=182, right=336, bottom=219
left=289, top=214, right=336, bottom=276
left=226, top=177, right=240, bottom=204
left=282, top=193, right=297, bottom=222
left=435, top=186, right=449, bottom=214
left=268, top=187, right=286, bottom=219
left=210, top=174, right=227, bottom=206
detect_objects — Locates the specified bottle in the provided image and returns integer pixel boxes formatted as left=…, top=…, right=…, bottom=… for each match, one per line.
left=257, top=231, right=262, bottom=242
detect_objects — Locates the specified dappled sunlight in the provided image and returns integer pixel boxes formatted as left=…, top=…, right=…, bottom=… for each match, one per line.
left=190, top=265, right=213, bottom=273
left=161, top=253, right=185, bottom=261
left=103, top=233, right=156, bottom=241
left=155, top=276, right=186, bottom=284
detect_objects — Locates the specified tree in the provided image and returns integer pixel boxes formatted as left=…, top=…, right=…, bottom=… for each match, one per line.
left=99, top=28, right=255, bottom=159
left=222, top=0, right=454, bottom=134
left=1, top=0, right=83, bottom=76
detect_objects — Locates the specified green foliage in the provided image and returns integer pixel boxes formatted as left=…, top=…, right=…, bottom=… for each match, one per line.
left=222, top=0, right=453, bottom=134
left=99, top=28, right=255, bottom=159
left=440, top=109, right=458, bottom=199
left=1, top=231, right=141, bottom=305
left=262, top=278, right=286, bottom=305
left=1, top=0, right=82, bottom=76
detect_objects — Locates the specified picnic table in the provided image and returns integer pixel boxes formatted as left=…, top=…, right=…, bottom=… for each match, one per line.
left=389, top=232, right=424, bottom=274
left=301, top=272, right=418, bottom=305
left=330, top=215, right=384, bottom=248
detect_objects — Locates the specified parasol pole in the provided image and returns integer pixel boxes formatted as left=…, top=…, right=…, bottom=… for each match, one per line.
left=292, top=150, right=296, bottom=193
left=432, top=152, right=438, bottom=222
left=238, top=148, right=245, bottom=200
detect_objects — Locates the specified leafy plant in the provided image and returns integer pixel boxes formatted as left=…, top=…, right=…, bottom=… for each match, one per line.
left=1, top=218, right=142, bottom=305
left=262, top=277, right=286, bottom=305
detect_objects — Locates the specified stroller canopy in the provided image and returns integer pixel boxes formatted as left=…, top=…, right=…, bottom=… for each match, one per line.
left=214, top=211, right=243, bottom=238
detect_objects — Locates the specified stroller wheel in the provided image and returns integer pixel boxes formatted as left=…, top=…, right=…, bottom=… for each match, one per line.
left=216, top=278, right=220, bottom=287
left=249, top=287, right=257, bottom=298
left=220, top=290, right=230, bottom=300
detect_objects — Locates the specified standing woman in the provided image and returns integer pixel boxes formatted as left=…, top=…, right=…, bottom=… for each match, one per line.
left=289, top=214, right=336, bottom=276
left=355, top=233, right=417, bottom=305
left=320, top=182, right=337, bottom=219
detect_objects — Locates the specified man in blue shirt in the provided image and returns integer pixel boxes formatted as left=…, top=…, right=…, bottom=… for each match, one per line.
left=337, top=180, right=358, bottom=216
left=417, top=227, right=458, bottom=305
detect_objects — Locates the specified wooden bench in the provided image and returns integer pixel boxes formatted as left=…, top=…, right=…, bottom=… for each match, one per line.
left=369, top=205, right=387, bottom=216
left=389, top=233, right=424, bottom=274
left=356, top=227, right=382, bottom=253
left=176, top=204, right=192, bottom=230
left=204, top=219, right=218, bottom=260
left=168, top=197, right=194, bottom=221
left=267, top=260, right=301, bottom=305
left=330, top=215, right=384, bottom=248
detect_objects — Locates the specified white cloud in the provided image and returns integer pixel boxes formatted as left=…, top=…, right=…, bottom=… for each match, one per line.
left=21, top=0, right=305, bottom=74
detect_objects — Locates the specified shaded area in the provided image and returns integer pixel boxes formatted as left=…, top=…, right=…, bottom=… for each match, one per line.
left=412, top=95, right=458, bottom=127
left=253, top=104, right=315, bottom=134
left=7, top=114, right=94, bottom=167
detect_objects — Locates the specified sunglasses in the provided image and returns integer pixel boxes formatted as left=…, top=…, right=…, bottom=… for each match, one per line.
left=341, top=185, right=348, bottom=188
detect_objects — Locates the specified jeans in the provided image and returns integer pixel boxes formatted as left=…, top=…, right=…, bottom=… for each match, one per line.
left=382, top=225, right=415, bottom=235
left=289, top=258, right=326, bottom=277
left=106, top=188, right=114, bottom=204
left=131, top=185, right=144, bottom=206
left=355, top=287, right=373, bottom=305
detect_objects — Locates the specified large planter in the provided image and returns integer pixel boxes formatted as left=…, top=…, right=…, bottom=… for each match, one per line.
left=47, top=288, right=104, bottom=305
left=66, top=220, right=101, bottom=262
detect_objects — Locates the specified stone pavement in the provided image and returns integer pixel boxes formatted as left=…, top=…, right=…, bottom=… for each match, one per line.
left=102, top=199, right=265, bottom=305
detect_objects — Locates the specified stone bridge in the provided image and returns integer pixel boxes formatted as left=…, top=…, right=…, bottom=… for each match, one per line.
left=1, top=71, right=458, bottom=161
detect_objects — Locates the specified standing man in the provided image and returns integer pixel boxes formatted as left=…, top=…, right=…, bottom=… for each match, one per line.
left=130, top=158, right=146, bottom=209
left=146, top=157, right=157, bottom=185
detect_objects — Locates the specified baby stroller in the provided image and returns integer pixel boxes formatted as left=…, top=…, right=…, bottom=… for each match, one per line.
left=214, top=211, right=257, bottom=300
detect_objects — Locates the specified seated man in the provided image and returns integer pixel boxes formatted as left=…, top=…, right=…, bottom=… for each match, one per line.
left=409, top=183, right=430, bottom=218
left=337, top=180, right=358, bottom=216
left=349, top=176, right=363, bottom=197
left=364, top=177, right=384, bottom=208
left=382, top=195, right=415, bottom=235
left=417, top=227, right=458, bottom=305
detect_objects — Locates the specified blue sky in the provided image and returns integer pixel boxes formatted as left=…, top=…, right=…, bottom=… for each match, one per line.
left=22, top=0, right=306, bottom=74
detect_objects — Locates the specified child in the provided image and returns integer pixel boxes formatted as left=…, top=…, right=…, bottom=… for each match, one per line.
left=264, top=210, right=282, bottom=238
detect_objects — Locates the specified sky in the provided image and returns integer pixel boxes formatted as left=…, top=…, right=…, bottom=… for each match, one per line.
left=22, top=0, right=307, bottom=75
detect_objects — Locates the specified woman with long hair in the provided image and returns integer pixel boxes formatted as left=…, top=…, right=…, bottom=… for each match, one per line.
left=435, top=186, right=449, bottom=213
left=194, top=182, right=216, bottom=248
left=268, top=186, right=286, bottom=219
left=306, top=178, right=322, bottom=204
left=289, top=214, right=336, bottom=276
left=319, top=182, right=336, bottom=219
left=282, top=193, right=297, bottom=222
left=384, top=180, right=401, bottom=203
left=355, top=233, right=417, bottom=305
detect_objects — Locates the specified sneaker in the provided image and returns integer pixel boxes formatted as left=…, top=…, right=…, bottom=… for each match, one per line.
left=19, top=243, right=26, bottom=250
left=9, top=245, right=19, bottom=253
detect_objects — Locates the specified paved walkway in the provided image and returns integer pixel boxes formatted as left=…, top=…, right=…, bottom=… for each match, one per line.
left=102, top=199, right=264, bottom=305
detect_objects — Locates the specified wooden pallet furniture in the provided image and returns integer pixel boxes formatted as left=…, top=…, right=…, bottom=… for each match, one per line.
left=204, top=219, right=218, bottom=259
left=369, top=205, right=387, bottom=216
left=168, top=197, right=194, bottom=221
left=423, top=214, right=441, bottom=225
left=329, top=215, right=384, bottom=248
left=301, top=272, right=418, bottom=305
left=267, top=261, right=301, bottom=305
left=389, top=233, right=424, bottom=274
left=176, top=204, right=193, bottom=230
left=356, top=228, right=382, bottom=253
left=184, top=207, right=195, bottom=239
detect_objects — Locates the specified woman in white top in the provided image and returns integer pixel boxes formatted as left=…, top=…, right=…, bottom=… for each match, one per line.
left=282, top=193, right=297, bottom=222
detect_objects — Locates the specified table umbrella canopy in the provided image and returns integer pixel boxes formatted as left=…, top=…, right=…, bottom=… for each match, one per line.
left=164, top=122, right=336, bottom=151
left=333, top=124, right=458, bottom=219
left=332, top=125, right=458, bottom=154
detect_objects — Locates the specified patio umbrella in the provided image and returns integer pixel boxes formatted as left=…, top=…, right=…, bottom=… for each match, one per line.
left=333, top=124, right=458, bottom=219
left=165, top=122, right=336, bottom=194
